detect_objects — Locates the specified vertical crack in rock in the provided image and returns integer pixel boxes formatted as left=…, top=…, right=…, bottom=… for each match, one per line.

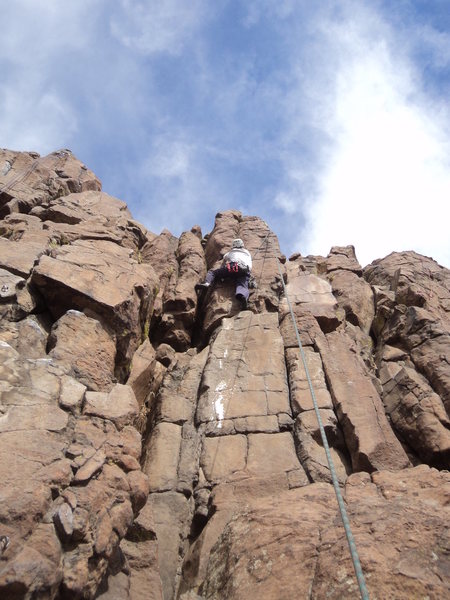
left=308, top=528, right=322, bottom=600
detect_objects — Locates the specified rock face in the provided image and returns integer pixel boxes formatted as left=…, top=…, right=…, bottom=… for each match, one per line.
left=0, top=149, right=449, bottom=599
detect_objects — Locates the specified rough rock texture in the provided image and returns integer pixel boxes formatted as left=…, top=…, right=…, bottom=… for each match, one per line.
left=0, top=149, right=449, bottom=600
left=48, top=310, right=117, bottom=391
left=183, top=466, right=450, bottom=599
left=0, top=342, right=145, bottom=599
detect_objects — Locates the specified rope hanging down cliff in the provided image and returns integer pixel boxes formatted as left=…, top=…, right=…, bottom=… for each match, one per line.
left=276, top=258, right=370, bottom=600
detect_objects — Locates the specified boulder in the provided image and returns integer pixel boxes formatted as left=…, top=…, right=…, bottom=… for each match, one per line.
left=84, top=384, right=139, bottom=430
left=316, top=331, right=411, bottom=472
left=380, top=362, right=450, bottom=467
left=0, top=315, right=48, bottom=358
left=328, top=269, right=374, bottom=333
left=31, top=238, right=158, bottom=375
left=0, top=237, right=47, bottom=277
left=326, top=245, right=363, bottom=273
left=48, top=310, right=116, bottom=391
left=0, top=149, right=100, bottom=218
left=280, top=265, right=343, bottom=333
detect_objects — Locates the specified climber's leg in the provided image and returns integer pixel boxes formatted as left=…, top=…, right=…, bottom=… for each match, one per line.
left=235, top=273, right=250, bottom=308
left=195, top=266, right=228, bottom=293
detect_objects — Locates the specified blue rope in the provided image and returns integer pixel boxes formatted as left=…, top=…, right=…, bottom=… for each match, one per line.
left=277, top=260, right=370, bottom=600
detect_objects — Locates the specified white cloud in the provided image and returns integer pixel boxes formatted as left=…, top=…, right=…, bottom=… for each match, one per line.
left=1, top=0, right=95, bottom=62
left=270, top=2, right=450, bottom=267
left=146, top=138, right=191, bottom=179
left=127, top=133, right=229, bottom=236
left=0, top=0, right=99, bottom=153
left=1, top=88, right=78, bottom=153
left=109, top=0, right=210, bottom=55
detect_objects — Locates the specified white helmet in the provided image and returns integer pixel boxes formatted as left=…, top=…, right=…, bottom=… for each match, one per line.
left=232, top=238, right=244, bottom=248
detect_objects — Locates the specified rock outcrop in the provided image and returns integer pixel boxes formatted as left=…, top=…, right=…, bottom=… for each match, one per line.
left=0, top=149, right=449, bottom=599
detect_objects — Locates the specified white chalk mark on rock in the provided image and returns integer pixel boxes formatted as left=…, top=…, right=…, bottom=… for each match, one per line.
left=214, top=380, right=227, bottom=428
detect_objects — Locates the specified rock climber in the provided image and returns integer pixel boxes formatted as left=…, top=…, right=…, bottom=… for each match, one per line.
left=195, top=238, right=252, bottom=308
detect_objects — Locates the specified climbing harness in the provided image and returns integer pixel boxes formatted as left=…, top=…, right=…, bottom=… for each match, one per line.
left=200, top=234, right=270, bottom=295
left=252, top=231, right=271, bottom=259
left=225, top=261, right=248, bottom=276
left=276, top=259, right=370, bottom=600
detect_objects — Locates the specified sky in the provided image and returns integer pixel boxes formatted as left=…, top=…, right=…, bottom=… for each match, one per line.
left=1, top=0, right=449, bottom=268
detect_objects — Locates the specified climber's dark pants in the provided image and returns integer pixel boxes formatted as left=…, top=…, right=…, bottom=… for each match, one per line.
left=205, top=266, right=250, bottom=300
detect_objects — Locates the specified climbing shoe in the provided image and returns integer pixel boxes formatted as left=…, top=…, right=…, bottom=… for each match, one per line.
left=195, top=282, right=210, bottom=294
left=236, top=293, right=248, bottom=309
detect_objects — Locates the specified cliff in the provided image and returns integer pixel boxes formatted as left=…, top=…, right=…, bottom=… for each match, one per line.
left=0, top=149, right=449, bottom=599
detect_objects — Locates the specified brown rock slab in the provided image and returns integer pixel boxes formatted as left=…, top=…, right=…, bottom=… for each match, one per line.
left=84, top=384, right=139, bottom=430
left=31, top=238, right=158, bottom=372
left=328, top=269, right=374, bottom=333
left=0, top=237, right=47, bottom=277
left=126, top=470, right=150, bottom=514
left=183, top=466, right=450, bottom=599
left=380, top=362, right=450, bottom=467
left=281, top=268, right=343, bottom=333
left=143, top=422, right=182, bottom=492
left=148, top=492, right=192, bottom=600
left=197, top=312, right=290, bottom=423
left=201, top=435, right=247, bottom=482
left=53, top=502, right=74, bottom=540
left=285, top=346, right=333, bottom=415
left=0, top=402, right=69, bottom=433
left=233, top=415, right=279, bottom=433
left=121, top=539, right=163, bottom=600
left=36, top=190, right=131, bottom=225
left=316, top=331, right=410, bottom=472
left=411, top=332, right=450, bottom=417
left=246, top=432, right=303, bottom=476
left=157, top=230, right=206, bottom=351
left=48, top=310, right=116, bottom=391
left=140, top=228, right=179, bottom=320
left=0, top=315, right=48, bottom=359
left=279, top=304, right=324, bottom=348
left=0, top=267, right=24, bottom=302
left=73, top=449, right=106, bottom=483
left=59, top=375, right=86, bottom=413
left=127, top=338, right=157, bottom=407
left=294, top=411, right=350, bottom=484
left=326, top=245, right=362, bottom=273
left=119, top=501, right=163, bottom=600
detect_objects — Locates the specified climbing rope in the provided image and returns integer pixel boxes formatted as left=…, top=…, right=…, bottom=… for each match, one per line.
left=0, top=158, right=40, bottom=195
left=0, top=151, right=69, bottom=196
left=276, top=259, right=370, bottom=600
left=251, top=230, right=271, bottom=259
